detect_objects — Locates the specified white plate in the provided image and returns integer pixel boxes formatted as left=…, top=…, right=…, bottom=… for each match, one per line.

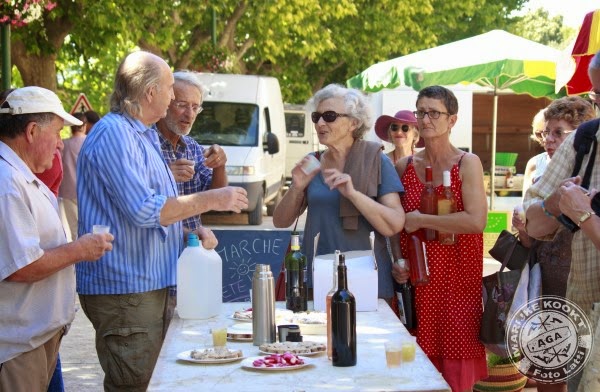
left=227, top=324, right=253, bottom=341
left=230, top=315, right=252, bottom=323
left=227, top=335, right=253, bottom=342
left=241, top=356, right=311, bottom=371
left=176, top=350, right=245, bottom=364
left=258, top=349, right=324, bottom=357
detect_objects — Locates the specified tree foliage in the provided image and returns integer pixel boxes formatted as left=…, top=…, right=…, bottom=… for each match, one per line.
left=3, top=0, right=573, bottom=113
left=507, top=8, right=576, bottom=49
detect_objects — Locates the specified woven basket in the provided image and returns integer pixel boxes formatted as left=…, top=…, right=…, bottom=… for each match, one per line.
left=473, top=363, right=527, bottom=392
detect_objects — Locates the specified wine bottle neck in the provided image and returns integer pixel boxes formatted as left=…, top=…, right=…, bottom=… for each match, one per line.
left=290, top=234, right=300, bottom=250
left=425, top=166, right=433, bottom=183
left=337, top=264, right=348, bottom=290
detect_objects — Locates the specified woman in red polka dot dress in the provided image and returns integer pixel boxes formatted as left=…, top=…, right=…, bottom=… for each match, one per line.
left=392, top=86, right=488, bottom=391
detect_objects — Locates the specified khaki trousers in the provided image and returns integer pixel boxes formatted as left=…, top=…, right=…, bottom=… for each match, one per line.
left=0, top=328, right=63, bottom=392
left=79, top=288, right=168, bottom=392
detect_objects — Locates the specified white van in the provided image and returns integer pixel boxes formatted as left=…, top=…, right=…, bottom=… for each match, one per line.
left=284, top=104, right=321, bottom=184
left=190, top=74, right=286, bottom=225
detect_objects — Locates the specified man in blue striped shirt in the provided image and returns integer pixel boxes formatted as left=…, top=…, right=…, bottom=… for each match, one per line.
left=76, top=51, right=248, bottom=392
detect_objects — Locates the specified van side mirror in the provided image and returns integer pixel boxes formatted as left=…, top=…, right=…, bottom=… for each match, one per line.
left=264, top=132, right=279, bottom=154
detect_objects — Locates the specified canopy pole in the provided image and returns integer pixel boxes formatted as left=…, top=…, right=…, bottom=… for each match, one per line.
left=490, top=90, right=498, bottom=210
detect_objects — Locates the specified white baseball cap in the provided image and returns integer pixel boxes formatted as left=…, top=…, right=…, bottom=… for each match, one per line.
left=0, top=86, right=83, bottom=126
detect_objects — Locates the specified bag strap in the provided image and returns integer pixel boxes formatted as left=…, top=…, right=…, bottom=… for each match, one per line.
left=581, top=139, right=597, bottom=189
left=571, top=119, right=599, bottom=186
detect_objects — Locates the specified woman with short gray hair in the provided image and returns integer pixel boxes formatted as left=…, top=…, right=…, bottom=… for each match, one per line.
left=274, top=83, right=405, bottom=301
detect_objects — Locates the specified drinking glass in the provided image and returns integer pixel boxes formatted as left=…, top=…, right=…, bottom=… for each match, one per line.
left=401, top=337, right=416, bottom=362
left=384, top=341, right=402, bottom=368
left=211, top=326, right=227, bottom=347
left=92, top=225, right=110, bottom=234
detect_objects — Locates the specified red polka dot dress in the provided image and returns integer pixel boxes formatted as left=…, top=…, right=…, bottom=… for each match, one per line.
left=399, top=159, right=487, bottom=390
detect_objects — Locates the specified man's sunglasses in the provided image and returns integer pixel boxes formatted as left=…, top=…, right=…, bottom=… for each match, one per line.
left=390, top=124, right=410, bottom=132
left=311, top=111, right=349, bottom=123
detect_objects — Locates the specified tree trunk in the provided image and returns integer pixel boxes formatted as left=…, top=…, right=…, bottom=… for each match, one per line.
left=12, top=41, right=58, bottom=90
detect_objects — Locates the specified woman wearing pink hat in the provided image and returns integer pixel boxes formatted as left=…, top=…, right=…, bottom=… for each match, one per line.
left=374, top=110, right=420, bottom=164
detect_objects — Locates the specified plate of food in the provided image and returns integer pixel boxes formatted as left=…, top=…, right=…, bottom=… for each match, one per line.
left=258, top=341, right=326, bottom=356
left=227, top=323, right=253, bottom=341
left=230, top=308, right=294, bottom=323
left=230, top=309, right=253, bottom=322
left=241, top=353, right=311, bottom=371
left=177, top=348, right=244, bottom=364
left=282, top=311, right=327, bottom=335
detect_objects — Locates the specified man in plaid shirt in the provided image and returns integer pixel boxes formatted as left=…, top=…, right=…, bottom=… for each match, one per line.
left=155, top=71, right=228, bottom=249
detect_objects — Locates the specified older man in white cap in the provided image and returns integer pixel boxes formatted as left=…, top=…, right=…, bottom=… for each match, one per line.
left=0, top=86, right=114, bottom=391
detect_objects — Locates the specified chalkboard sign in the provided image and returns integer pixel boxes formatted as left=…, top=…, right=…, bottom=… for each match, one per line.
left=214, top=230, right=292, bottom=302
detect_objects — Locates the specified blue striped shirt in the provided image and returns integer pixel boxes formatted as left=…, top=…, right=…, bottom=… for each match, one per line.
left=155, top=128, right=213, bottom=231
left=76, top=112, right=183, bottom=295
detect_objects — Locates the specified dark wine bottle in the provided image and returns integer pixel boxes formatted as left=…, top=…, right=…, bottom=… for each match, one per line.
left=326, top=250, right=339, bottom=360
left=331, top=254, right=357, bottom=367
left=420, top=166, right=438, bottom=241
left=284, top=231, right=307, bottom=312
left=394, top=258, right=417, bottom=330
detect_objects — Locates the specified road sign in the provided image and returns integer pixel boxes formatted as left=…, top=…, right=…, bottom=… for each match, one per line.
left=69, top=93, right=93, bottom=114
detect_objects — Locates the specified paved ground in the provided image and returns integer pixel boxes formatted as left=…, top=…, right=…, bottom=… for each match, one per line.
left=60, top=299, right=104, bottom=391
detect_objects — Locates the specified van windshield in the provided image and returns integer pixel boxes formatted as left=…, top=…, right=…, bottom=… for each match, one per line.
left=189, top=102, right=259, bottom=146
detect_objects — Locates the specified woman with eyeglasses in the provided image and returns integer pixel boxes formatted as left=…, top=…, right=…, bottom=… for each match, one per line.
left=374, top=110, right=420, bottom=164
left=514, top=96, right=594, bottom=392
left=522, top=109, right=548, bottom=197
left=273, top=84, right=405, bottom=303
left=392, top=85, right=488, bottom=391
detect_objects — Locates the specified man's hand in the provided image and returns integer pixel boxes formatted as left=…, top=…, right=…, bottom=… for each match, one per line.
left=559, top=181, right=596, bottom=222
left=196, top=226, right=218, bottom=250
left=76, top=233, right=114, bottom=260
left=204, top=145, right=227, bottom=169
left=169, top=158, right=195, bottom=182
left=212, top=186, right=249, bottom=213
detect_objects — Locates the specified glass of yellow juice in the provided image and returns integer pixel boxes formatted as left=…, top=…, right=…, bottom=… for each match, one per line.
left=384, top=341, right=402, bottom=368
left=401, top=338, right=416, bottom=362
left=211, top=327, right=227, bottom=347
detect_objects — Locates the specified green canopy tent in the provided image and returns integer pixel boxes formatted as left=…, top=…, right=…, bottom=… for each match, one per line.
left=348, top=30, right=562, bottom=209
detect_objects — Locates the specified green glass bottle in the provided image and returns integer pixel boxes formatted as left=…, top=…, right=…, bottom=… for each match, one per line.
left=285, top=231, right=307, bottom=312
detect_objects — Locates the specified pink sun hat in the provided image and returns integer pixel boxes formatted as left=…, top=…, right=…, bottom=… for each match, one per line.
left=374, top=110, right=418, bottom=142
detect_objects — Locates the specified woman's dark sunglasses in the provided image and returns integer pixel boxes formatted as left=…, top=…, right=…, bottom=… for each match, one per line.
left=390, top=124, right=410, bottom=132
left=311, top=111, right=349, bottom=123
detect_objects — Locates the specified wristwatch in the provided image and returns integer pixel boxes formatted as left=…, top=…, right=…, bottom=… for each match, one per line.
left=577, top=211, right=596, bottom=227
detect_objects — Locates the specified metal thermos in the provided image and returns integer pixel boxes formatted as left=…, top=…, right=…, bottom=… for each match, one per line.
left=252, top=264, right=276, bottom=346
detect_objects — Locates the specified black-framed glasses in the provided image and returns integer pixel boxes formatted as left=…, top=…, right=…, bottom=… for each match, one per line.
left=541, top=129, right=574, bottom=139
left=390, top=124, right=410, bottom=133
left=173, top=101, right=203, bottom=114
left=413, top=110, right=450, bottom=119
left=311, top=111, right=349, bottom=123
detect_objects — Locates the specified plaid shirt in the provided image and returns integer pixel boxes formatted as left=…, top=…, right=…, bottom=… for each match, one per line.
left=155, top=128, right=213, bottom=231
left=523, top=124, right=600, bottom=314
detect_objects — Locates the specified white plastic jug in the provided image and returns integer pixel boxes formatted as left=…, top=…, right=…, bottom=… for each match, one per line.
left=177, top=233, right=223, bottom=319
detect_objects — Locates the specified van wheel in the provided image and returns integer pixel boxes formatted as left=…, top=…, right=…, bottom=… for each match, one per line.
left=248, top=190, right=264, bottom=225
left=266, top=187, right=283, bottom=216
